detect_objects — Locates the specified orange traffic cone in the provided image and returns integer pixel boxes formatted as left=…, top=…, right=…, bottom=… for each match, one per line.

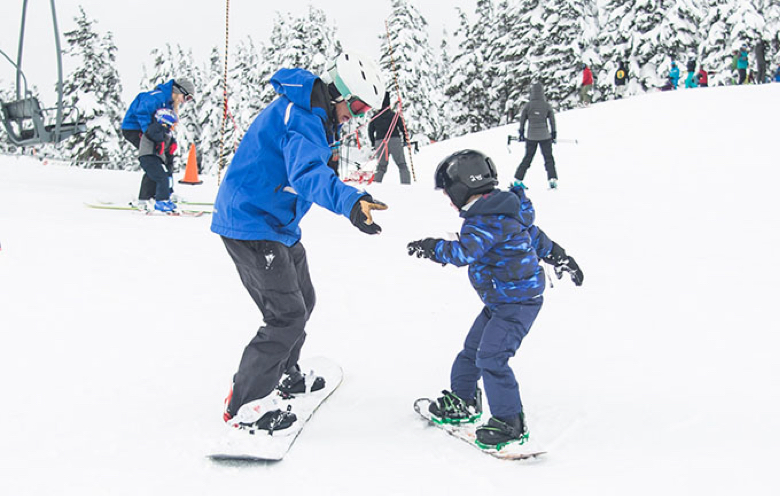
left=178, top=143, right=203, bottom=185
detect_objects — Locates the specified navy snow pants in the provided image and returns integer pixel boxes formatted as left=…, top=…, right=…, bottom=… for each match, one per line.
left=138, top=155, right=171, bottom=201
left=450, top=298, right=542, bottom=420
left=221, top=238, right=316, bottom=417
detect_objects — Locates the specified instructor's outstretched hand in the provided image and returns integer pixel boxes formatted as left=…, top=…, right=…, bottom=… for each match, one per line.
left=350, top=195, right=388, bottom=235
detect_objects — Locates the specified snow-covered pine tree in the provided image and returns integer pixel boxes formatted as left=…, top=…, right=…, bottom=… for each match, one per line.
left=379, top=0, right=444, bottom=142
left=196, top=46, right=243, bottom=173
left=436, top=29, right=457, bottom=140
left=257, top=7, right=340, bottom=109
left=469, top=0, right=499, bottom=130
left=503, top=0, right=542, bottom=120
left=444, top=8, right=488, bottom=136
left=61, top=7, right=126, bottom=168
left=699, top=0, right=735, bottom=85
left=489, top=0, right=513, bottom=124
left=613, top=0, right=671, bottom=91
left=530, top=0, right=598, bottom=109
left=762, top=0, right=780, bottom=67
left=699, top=0, right=764, bottom=86
left=229, top=36, right=264, bottom=134
left=657, top=0, right=703, bottom=82
left=596, top=0, right=636, bottom=99
left=256, top=12, right=292, bottom=108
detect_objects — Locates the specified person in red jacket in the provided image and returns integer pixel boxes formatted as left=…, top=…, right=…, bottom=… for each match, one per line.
left=696, top=67, right=708, bottom=87
left=580, top=64, right=593, bottom=105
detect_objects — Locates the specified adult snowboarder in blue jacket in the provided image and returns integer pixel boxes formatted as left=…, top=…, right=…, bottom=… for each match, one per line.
left=212, top=52, right=388, bottom=433
left=407, top=150, right=583, bottom=449
left=121, top=78, right=194, bottom=147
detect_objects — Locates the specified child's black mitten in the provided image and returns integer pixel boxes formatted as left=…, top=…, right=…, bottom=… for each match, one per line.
left=407, top=238, right=442, bottom=262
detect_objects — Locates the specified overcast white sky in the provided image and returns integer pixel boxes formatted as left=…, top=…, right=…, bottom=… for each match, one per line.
left=0, top=0, right=473, bottom=104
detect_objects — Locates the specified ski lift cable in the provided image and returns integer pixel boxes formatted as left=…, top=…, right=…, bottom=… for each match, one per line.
left=216, top=0, right=230, bottom=185
left=384, top=19, right=416, bottom=182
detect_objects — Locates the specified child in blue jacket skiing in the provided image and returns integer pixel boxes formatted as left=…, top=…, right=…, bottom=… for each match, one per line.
left=407, top=150, right=583, bottom=448
left=137, top=108, right=179, bottom=212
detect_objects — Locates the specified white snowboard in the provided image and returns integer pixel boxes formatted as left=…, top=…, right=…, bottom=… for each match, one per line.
left=414, top=398, right=546, bottom=460
left=209, top=357, right=343, bottom=461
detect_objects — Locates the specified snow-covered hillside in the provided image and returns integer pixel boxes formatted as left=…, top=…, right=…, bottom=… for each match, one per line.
left=1, top=84, right=778, bottom=495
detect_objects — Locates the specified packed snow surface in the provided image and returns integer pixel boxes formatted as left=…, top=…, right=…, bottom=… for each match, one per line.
left=1, top=84, right=778, bottom=495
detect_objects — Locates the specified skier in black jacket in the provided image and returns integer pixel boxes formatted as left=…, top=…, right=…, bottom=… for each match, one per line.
left=368, top=92, right=411, bottom=184
left=514, top=83, right=558, bottom=189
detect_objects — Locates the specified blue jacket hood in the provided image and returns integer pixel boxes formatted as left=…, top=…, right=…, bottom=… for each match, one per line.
left=270, top=69, right=317, bottom=112
left=461, top=189, right=535, bottom=228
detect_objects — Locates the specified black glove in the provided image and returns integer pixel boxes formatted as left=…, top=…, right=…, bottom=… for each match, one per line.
left=407, top=238, right=442, bottom=262
left=554, top=256, right=584, bottom=286
left=551, top=131, right=557, bottom=143
left=349, top=195, right=388, bottom=235
left=518, top=131, right=525, bottom=142
left=543, top=242, right=583, bottom=286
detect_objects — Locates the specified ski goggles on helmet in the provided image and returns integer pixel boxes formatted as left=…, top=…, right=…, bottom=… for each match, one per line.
left=347, top=96, right=371, bottom=117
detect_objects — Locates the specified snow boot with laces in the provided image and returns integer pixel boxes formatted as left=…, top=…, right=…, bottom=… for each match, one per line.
left=428, top=388, right=482, bottom=424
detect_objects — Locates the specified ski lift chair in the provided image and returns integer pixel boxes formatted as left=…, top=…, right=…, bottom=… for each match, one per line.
left=0, top=0, right=87, bottom=147
left=1, top=95, right=85, bottom=146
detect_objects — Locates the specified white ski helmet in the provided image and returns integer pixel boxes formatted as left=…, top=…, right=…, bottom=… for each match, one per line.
left=322, top=51, right=385, bottom=111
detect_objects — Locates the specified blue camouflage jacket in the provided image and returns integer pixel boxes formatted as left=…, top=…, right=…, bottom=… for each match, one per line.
left=433, top=187, right=553, bottom=307
left=121, top=79, right=174, bottom=132
left=210, top=68, right=364, bottom=244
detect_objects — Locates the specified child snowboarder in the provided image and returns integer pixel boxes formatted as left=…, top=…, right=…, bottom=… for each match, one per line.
left=407, top=149, right=584, bottom=448
left=138, top=108, right=179, bottom=213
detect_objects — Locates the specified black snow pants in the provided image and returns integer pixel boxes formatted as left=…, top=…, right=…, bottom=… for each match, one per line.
left=514, top=139, right=557, bottom=181
left=221, top=237, right=316, bottom=417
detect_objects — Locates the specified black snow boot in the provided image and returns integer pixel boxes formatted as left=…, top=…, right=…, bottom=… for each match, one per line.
left=428, top=389, right=482, bottom=424
left=242, top=406, right=297, bottom=435
left=277, top=366, right=325, bottom=396
left=475, top=412, right=528, bottom=448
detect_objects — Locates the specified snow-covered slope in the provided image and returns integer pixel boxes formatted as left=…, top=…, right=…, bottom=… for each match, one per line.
left=1, top=84, right=778, bottom=495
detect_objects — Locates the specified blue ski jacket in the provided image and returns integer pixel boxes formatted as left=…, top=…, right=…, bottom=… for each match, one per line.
left=432, top=187, right=554, bottom=307
left=669, top=65, right=680, bottom=88
left=211, top=68, right=365, bottom=245
left=121, top=79, right=175, bottom=132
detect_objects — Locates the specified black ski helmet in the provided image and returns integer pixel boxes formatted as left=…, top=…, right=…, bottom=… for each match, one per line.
left=434, top=149, right=499, bottom=208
